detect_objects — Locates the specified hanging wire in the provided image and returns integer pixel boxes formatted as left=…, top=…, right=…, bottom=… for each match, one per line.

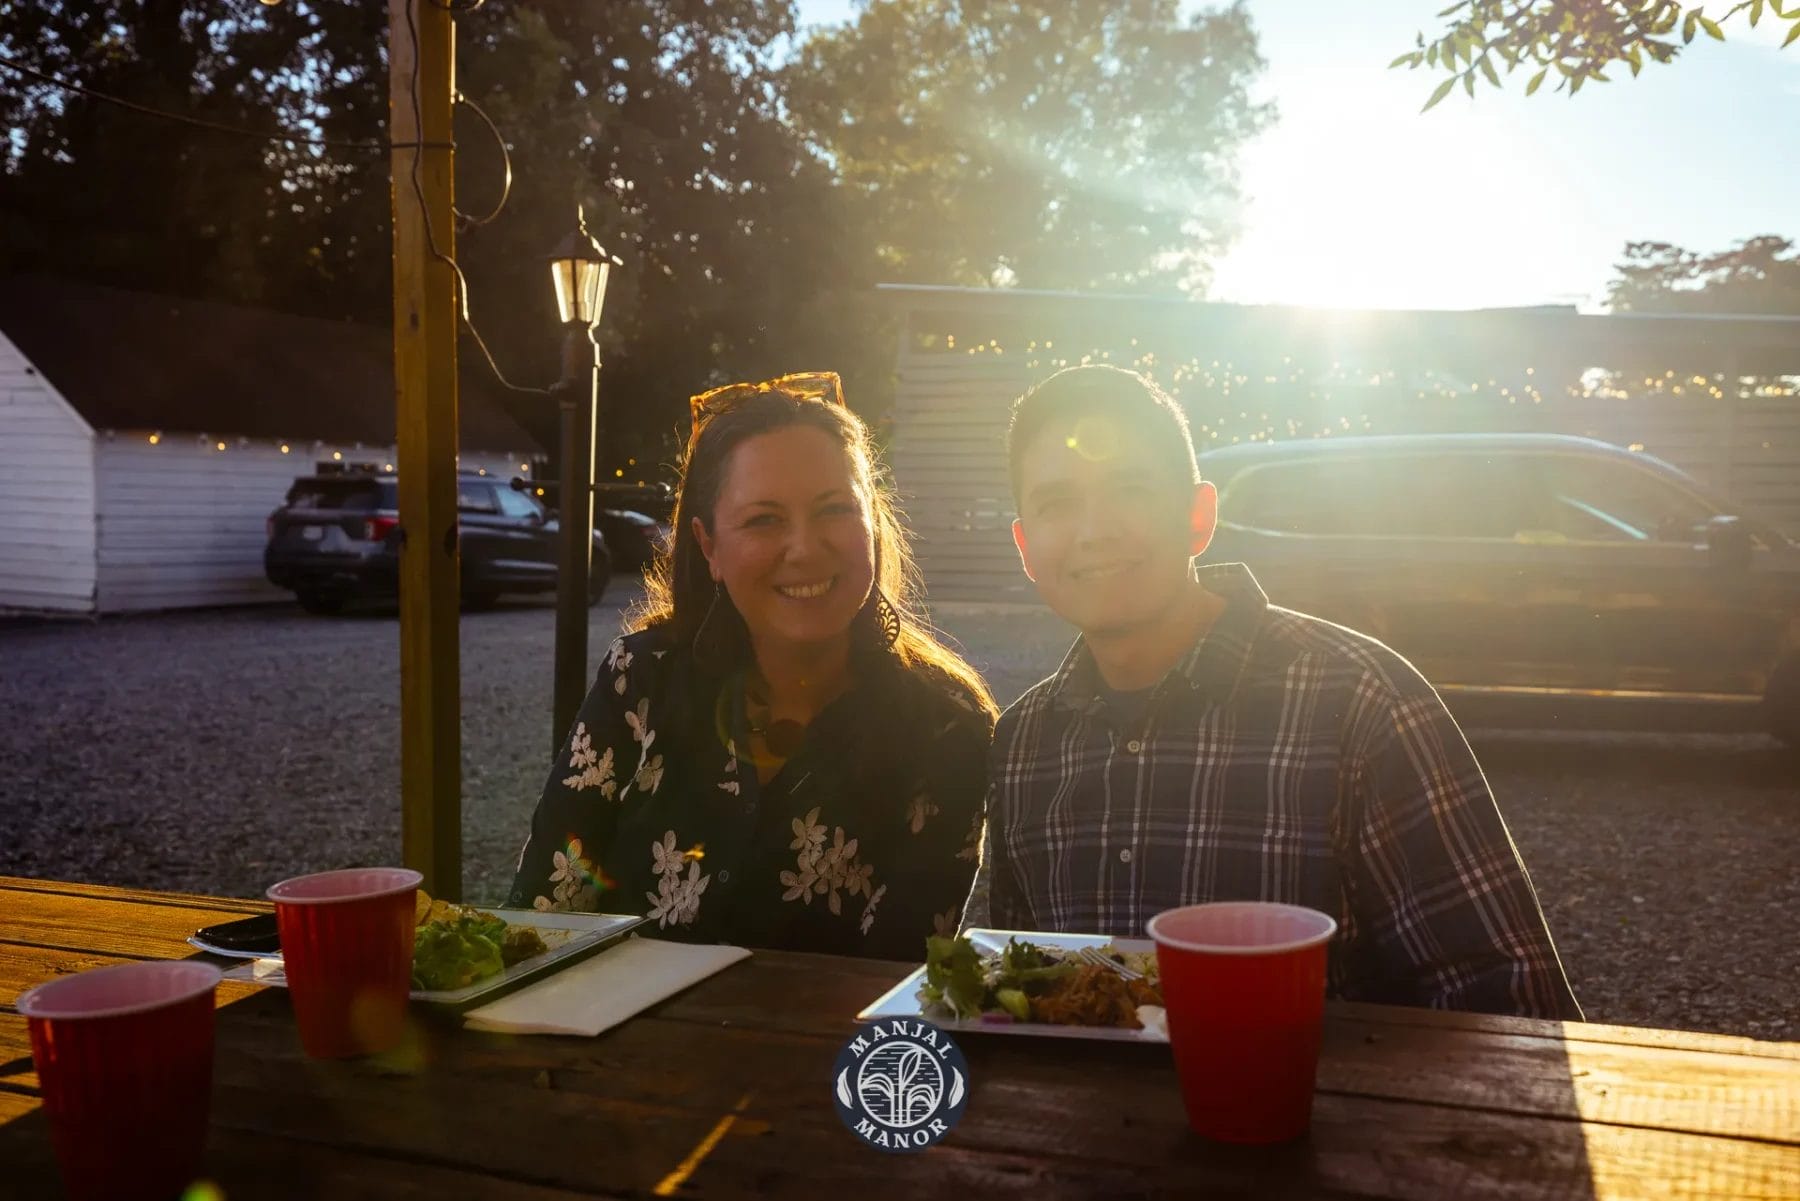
left=1, top=2, right=547, bottom=399
left=0, top=54, right=448, bottom=151
left=403, top=0, right=551, bottom=397
left=451, top=90, right=511, bottom=230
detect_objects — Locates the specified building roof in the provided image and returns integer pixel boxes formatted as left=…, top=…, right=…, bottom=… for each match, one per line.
left=876, top=283, right=1800, bottom=376
left=0, top=274, right=542, bottom=453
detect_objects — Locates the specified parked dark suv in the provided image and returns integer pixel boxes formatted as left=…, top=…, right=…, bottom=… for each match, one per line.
left=1198, top=434, right=1800, bottom=744
left=265, top=471, right=611, bottom=615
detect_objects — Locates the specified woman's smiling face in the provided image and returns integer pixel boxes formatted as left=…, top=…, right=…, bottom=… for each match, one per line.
left=693, top=424, right=876, bottom=656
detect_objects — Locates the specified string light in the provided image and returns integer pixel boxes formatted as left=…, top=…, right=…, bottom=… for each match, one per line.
left=148, top=433, right=160, bottom=445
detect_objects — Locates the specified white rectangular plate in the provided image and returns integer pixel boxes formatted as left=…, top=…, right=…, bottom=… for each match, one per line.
left=210, top=909, right=647, bottom=1010
left=857, top=928, right=1168, bottom=1044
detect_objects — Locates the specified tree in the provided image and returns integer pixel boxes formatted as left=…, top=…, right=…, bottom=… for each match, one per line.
left=1607, top=235, right=1800, bottom=314
left=1394, top=0, right=1800, bottom=110
left=783, top=0, right=1274, bottom=295
left=0, top=1, right=880, bottom=465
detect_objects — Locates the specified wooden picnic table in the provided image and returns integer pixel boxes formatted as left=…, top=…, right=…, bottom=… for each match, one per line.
left=2, top=875, right=1795, bottom=1200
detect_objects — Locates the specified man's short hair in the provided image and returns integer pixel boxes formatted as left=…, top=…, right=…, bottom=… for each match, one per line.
left=1006, top=365, right=1201, bottom=509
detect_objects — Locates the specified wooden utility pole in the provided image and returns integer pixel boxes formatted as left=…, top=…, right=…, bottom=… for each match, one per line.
left=388, top=0, right=462, bottom=899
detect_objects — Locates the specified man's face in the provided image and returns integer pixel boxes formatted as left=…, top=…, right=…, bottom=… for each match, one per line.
left=1011, top=416, right=1215, bottom=636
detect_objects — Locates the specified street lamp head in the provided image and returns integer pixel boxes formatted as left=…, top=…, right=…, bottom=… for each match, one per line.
left=548, top=206, right=619, bottom=329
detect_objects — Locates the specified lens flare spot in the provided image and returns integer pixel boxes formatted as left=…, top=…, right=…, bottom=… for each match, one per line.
left=1065, top=416, right=1121, bottom=463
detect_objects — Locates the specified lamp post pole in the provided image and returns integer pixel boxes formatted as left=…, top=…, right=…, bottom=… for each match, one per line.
left=546, top=210, right=617, bottom=752
left=552, top=323, right=600, bottom=752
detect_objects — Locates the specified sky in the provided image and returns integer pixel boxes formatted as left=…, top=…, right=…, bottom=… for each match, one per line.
left=793, top=0, right=1798, bottom=312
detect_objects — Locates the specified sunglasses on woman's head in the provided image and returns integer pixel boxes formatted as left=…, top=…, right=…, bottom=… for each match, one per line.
left=688, top=371, right=845, bottom=430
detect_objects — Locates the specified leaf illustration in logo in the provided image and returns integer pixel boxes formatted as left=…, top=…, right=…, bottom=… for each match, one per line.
left=948, top=1068, right=965, bottom=1110
left=836, top=1067, right=853, bottom=1110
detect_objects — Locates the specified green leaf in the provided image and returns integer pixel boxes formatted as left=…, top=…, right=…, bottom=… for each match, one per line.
left=1437, top=0, right=1470, bottom=15
left=1750, top=0, right=1765, bottom=27
left=1389, top=52, right=1416, bottom=69
left=1785, top=18, right=1800, bottom=45
left=1682, top=9, right=1699, bottom=41
left=1698, top=14, right=1725, bottom=38
left=1628, top=46, right=1644, bottom=75
left=1422, top=76, right=1457, bottom=112
left=1427, top=42, right=1440, bottom=66
left=1526, top=66, right=1549, bottom=94
left=1479, top=54, right=1501, bottom=86
left=1463, top=70, right=1477, bottom=96
left=1570, top=72, right=1586, bottom=94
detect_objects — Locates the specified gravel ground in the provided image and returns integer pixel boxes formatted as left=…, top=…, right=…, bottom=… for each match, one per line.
left=1, top=583, right=1795, bottom=1041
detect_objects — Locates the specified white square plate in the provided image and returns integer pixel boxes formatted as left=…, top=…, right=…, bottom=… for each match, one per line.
left=206, top=909, right=647, bottom=1010
left=857, top=927, right=1168, bottom=1044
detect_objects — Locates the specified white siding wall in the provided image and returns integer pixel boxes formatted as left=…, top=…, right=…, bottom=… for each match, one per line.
left=0, top=332, right=96, bottom=613
left=93, top=438, right=531, bottom=614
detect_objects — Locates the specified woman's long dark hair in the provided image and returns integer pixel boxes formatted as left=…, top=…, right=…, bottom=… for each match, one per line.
left=631, top=388, right=997, bottom=722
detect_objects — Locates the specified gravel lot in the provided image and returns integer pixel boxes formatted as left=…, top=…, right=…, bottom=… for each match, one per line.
left=2, top=582, right=1795, bottom=1041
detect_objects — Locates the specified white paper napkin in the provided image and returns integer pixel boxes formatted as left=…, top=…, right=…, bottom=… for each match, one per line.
left=462, top=936, right=750, bottom=1036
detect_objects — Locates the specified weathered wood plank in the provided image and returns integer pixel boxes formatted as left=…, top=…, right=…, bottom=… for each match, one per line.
left=0, top=1108, right=634, bottom=1200
left=1, top=875, right=272, bottom=912
left=0, top=890, right=266, bottom=966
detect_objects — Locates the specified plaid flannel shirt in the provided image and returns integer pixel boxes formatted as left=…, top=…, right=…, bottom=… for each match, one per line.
left=969, top=562, right=1582, bottom=1020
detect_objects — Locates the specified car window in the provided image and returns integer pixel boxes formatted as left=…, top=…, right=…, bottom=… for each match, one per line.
left=1531, top=454, right=1720, bottom=543
left=1222, top=453, right=1536, bottom=539
left=457, top=482, right=498, bottom=514
left=494, top=487, right=542, bottom=521
left=286, top=480, right=383, bottom=512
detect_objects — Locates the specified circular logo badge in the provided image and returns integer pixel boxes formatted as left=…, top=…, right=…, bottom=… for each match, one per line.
left=832, top=1018, right=970, bottom=1153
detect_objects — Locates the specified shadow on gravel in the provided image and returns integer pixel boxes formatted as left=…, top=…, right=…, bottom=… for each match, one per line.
left=1466, top=730, right=1797, bottom=789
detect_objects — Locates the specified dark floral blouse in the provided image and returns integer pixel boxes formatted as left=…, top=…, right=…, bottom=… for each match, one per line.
left=507, top=626, right=994, bottom=961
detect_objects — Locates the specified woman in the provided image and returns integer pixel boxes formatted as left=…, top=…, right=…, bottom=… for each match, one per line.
left=507, top=372, right=998, bottom=960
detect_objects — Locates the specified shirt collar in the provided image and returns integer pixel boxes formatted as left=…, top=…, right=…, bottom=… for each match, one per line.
left=1047, top=562, right=1270, bottom=713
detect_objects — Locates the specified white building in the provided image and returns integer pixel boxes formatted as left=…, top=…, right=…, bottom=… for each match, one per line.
left=0, top=276, right=543, bottom=615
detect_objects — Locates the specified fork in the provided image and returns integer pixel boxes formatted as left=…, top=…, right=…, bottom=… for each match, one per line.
left=1074, top=945, right=1143, bottom=981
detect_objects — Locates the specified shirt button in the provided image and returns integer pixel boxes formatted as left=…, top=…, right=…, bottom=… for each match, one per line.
left=1118, top=849, right=1133, bottom=864
left=1125, top=739, right=1143, bottom=754
left=718, top=870, right=731, bottom=884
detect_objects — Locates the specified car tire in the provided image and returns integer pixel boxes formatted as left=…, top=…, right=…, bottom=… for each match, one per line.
left=588, top=552, right=613, bottom=607
left=296, top=591, right=345, bottom=617
left=1763, top=656, right=1800, bottom=748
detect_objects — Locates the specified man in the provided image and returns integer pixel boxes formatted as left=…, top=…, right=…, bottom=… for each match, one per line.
left=967, top=365, right=1581, bottom=1019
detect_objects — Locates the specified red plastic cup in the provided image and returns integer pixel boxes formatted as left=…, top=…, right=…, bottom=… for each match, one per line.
left=267, top=867, right=421, bottom=1058
left=1147, top=902, right=1339, bottom=1144
left=18, top=960, right=222, bottom=1201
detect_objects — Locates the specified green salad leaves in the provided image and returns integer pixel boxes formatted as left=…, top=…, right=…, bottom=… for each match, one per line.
left=920, top=935, right=1079, bottom=1021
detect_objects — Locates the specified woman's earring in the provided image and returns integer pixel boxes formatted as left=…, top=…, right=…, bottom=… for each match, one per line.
left=873, top=587, right=901, bottom=649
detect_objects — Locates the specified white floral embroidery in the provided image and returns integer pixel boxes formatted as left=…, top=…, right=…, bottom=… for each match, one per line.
left=617, top=700, right=659, bottom=801
left=860, top=883, right=887, bottom=934
left=652, top=649, right=667, bottom=659
left=625, top=698, right=654, bottom=748
left=671, top=859, right=710, bottom=924
left=780, top=809, right=872, bottom=917
left=790, top=806, right=826, bottom=860
left=561, top=724, right=618, bottom=798
left=779, top=862, right=818, bottom=903
left=605, top=637, right=633, bottom=672
left=906, top=793, right=940, bottom=835
left=933, top=906, right=960, bottom=939
left=533, top=837, right=601, bottom=912
left=645, top=831, right=710, bottom=928
left=633, top=753, right=665, bottom=794
left=650, top=830, right=684, bottom=876
left=956, top=815, right=982, bottom=862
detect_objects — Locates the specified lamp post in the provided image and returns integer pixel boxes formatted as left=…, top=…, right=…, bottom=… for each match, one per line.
left=547, top=208, right=617, bottom=752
